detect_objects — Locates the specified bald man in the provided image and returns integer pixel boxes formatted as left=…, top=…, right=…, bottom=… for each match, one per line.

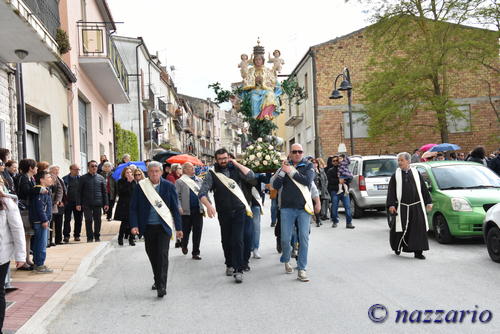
left=272, top=144, right=314, bottom=282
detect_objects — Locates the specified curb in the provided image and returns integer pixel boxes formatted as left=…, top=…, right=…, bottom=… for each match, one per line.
left=15, top=238, right=115, bottom=334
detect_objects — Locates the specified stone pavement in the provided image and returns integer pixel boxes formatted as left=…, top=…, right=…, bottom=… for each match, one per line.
left=3, top=218, right=121, bottom=333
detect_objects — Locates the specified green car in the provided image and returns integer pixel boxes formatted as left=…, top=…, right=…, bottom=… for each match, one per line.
left=411, top=161, right=500, bottom=244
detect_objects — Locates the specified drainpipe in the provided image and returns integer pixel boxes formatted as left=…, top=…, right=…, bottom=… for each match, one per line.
left=15, top=64, right=27, bottom=159
left=311, top=49, right=321, bottom=158
left=112, top=104, right=117, bottom=164
left=136, top=37, right=144, bottom=160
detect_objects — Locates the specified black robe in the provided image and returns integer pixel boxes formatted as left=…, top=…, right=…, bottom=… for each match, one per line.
left=387, top=169, right=432, bottom=252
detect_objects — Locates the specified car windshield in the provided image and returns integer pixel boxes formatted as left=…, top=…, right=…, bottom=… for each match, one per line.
left=432, top=165, right=500, bottom=190
left=362, top=159, right=397, bottom=178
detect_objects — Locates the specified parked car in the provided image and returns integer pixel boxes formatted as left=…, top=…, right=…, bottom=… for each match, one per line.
left=348, top=155, right=398, bottom=218
left=483, top=203, right=500, bottom=263
left=411, top=161, right=500, bottom=244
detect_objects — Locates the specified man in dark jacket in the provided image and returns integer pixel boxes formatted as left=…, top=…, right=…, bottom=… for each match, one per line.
left=327, top=155, right=354, bottom=229
left=63, top=164, right=83, bottom=242
left=488, top=149, right=500, bottom=176
left=76, top=160, right=109, bottom=242
left=272, top=143, right=314, bottom=282
left=130, top=161, right=182, bottom=298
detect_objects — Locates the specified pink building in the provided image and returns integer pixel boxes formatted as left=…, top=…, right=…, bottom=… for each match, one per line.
left=60, top=0, right=129, bottom=172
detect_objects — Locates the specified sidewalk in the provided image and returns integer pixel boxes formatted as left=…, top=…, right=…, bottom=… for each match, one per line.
left=3, top=219, right=121, bottom=333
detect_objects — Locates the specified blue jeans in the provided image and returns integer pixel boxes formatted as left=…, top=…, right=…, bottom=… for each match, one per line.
left=330, top=192, right=352, bottom=224
left=251, top=206, right=261, bottom=250
left=33, top=223, right=49, bottom=266
left=270, top=198, right=278, bottom=224
left=280, top=208, right=311, bottom=270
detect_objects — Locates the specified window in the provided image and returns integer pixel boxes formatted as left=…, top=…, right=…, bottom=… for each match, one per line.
left=100, top=143, right=105, bottom=156
left=416, top=166, right=431, bottom=186
left=98, top=114, right=103, bottom=134
left=447, top=105, right=471, bottom=133
left=297, top=133, right=301, bottom=144
left=63, top=126, right=70, bottom=160
left=109, top=142, right=113, bottom=162
left=343, top=112, right=369, bottom=138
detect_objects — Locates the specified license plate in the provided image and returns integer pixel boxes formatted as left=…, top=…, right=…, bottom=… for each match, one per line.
left=376, top=184, right=388, bottom=190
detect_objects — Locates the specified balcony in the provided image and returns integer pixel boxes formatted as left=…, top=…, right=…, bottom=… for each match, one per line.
left=0, top=0, right=60, bottom=62
left=77, top=22, right=129, bottom=104
left=285, top=115, right=304, bottom=126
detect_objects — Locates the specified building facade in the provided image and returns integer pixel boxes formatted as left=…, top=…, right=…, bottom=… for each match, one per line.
left=286, top=26, right=499, bottom=159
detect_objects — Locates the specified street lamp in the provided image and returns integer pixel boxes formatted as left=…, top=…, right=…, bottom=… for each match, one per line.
left=329, top=67, right=354, bottom=155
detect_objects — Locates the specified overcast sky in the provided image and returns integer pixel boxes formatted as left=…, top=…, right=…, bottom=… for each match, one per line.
left=107, top=0, right=370, bottom=101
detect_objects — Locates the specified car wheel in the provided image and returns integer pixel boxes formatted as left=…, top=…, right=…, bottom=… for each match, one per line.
left=434, top=214, right=453, bottom=244
left=350, top=196, right=363, bottom=219
left=486, top=226, right=500, bottom=263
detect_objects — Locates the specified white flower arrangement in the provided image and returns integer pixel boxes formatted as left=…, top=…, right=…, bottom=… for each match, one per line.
left=241, top=138, right=283, bottom=172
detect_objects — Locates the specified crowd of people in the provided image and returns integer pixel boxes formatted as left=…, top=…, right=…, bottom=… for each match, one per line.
left=1, top=142, right=499, bottom=316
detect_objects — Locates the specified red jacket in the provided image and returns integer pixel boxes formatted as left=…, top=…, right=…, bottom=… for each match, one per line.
left=166, top=173, right=180, bottom=184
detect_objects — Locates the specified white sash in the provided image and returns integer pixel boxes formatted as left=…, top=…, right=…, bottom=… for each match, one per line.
left=395, top=168, right=429, bottom=232
left=211, top=170, right=253, bottom=217
left=251, top=186, right=263, bottom=215
left=139, top=178, right=175, bottom=239
left=288, top=166, right=314, bottom=215
left=179, top=174, right=200, bottom=196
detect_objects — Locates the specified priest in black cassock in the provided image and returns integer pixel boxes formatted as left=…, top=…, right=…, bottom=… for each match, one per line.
left=387, top=152, right=433, bottom=259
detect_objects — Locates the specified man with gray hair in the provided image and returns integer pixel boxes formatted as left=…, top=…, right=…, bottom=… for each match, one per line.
left=100, top=161, right=116, bottom=221
left=130, top=161, right=183, bottom=298
left=176, top=162, right=204, bottom=260
left=387, top=152, right=433, bottom=259
left=49, top=165, right=66, bottom=245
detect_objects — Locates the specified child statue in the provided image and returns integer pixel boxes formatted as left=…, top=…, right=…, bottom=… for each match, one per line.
left=238, top=54, right=251, bottom=79
left=268, top=50, right=284, bottom=74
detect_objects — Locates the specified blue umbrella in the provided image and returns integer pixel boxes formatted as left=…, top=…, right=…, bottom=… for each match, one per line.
left=112, top=161, right=147, bottom=180
left=429, top=143, right=461, bottom=152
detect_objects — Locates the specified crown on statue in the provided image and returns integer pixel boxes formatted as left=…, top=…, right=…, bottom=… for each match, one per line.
left=253, top=38, right=265, bottom=56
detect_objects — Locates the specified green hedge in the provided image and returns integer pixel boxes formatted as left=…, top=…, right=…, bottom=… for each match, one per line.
left=114, top=123, right=139, bottom=162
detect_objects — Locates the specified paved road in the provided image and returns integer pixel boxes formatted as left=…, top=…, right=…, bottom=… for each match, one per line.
left=45, top=199, right=500, bottom=334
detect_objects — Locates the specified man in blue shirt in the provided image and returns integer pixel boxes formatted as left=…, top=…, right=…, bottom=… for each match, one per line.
left=130, top=161, right=183, bottom=298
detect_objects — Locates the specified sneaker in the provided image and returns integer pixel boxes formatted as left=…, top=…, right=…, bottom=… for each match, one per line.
left=243, top=264, right=251, bottom=272
left=332, top=222, right=338, bottom=228
left=285, top=262, right=294, bottom=274
left=346, top=223, right=355, bottom=229
left=291, top=249, right=298, bottom=259
left=34, top=265, right=53, bottom=274
left=234, top=272, right=243, bottom=283
left=225, top=267, right=234, bottom=276
left=253, top=250, right=261, bottom=259
left=270, top=222, right=276, bottom=227
left=297, top=270, right=309, bottom=282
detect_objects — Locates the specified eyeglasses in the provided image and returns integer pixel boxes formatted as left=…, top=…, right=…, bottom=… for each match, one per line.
left=134, top=174, right=141, bottom=176
left=291, top=150, right=303, bottom=154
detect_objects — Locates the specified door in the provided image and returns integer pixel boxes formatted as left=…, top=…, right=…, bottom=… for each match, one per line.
left=79, top=98, right=88, bottom=174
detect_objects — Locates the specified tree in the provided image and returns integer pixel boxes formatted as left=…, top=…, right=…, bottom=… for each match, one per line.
left=114, top=123, right=139, bottom=163
left=357, top=0, right=499, bottom=143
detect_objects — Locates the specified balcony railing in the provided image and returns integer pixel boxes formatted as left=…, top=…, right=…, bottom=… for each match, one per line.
left=77, top=22, right=129, bottom=95
left=24, top=0, right=60, bottom=39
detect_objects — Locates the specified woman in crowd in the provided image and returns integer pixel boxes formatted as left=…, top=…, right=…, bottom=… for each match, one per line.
left=317, top=158, right=330, bottom=221
left=114, top=167, right=136, bottom=246
left=16, top=159, right=38, bottom=270
left=133, top=169, right=145, bottom=183
left=100, top=162, right=116, bottom=221
left=0, top=186, right=26, bottom=334
left=162, top=163, right=171, bottom=180
left=48, top=165, right=64, bottom=247
left=467, top=146, right=487, bottom=166
left=166, top=163, right=182, bottom=184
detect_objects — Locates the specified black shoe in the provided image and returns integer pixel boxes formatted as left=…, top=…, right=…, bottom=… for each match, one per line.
left=63, top=238, right=69, bottom=243
left=243, top=264, right=251, bottom=272
left=55, top=241, right=63, bottom=245
left=95, top=238, right=101, bottom=242
left=332, top=222, right=338, bottom=228
left=346, top=224, right=355, bottom=229
left=118, top=238, right=123, bottom=246
left=175, top=240, right=181, bottom=248
left=316, top=223, right=321, bottom=227
left=87, top=239, right=93, bottom=243
left=74, top=237, right=80, bottom=242
left=394, top=250, right=401, bottom=256
left=182, top=247, right=188, bottom=255
left=151, top=283, right=157, bottom=290
left=157, top=289, right=166, bottom=298
left=270, top=222, right=276, bottom=227
left=415, top=253, right=426, bottom=260
left=192, top=255, right=202, bottom=260
left=276, top=240, right=282, bottom=253
left=129, top=238, right=136, bottom=246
